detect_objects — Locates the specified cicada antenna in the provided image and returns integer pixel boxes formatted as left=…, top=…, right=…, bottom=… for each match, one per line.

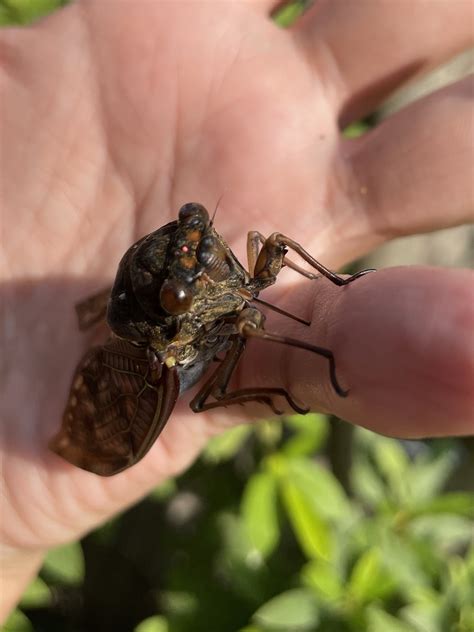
left=210, top=193, right=225, bottom=227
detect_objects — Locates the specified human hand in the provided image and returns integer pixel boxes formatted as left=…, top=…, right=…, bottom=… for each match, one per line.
left=1, top=0, right=473, bottom=617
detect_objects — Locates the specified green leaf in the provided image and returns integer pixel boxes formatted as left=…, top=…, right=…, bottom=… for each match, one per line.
left=242, top=471, right=280, bottom=558
left=366, top=606, right=415, bottom=632
left=283, top=414, right=329, bottom=457
left=280, top=480, right=332, bottom=560
left=19, top=576, right=52, bottom=608
left=272, top=1, right=308, bottom=28
left=409, top=515, right=474, bottom=551
left=446, top=554, right=474, bottom=609
left=459, top=594, right=474, bottom=632
left=373, top=438, right=410, bottom=504
left=352, top=457, right=388, bottom=508
left=0, top=4, right=16, bottom=25
left=301, top=560, right=343, bottom=602
left=42, top=541, right=84, bottom=585
left=467, top=543, right=474, bottom=572
left=460, top=607, right=474, bottom=632
left=218, top=512, right=256, bottom=564
left=378, top=534, right=430, bottom=598
left=408, top=451, right=457, bottom=503
left=255, top=419, right=282, bottom=448
left=401, top=602, right=444, bottom=632
left=252, top=588, right=319, bottom=631
left=1, top=610, right=34, bottom=632
left=161, top=591, right=198, bottom=617
left=202, top=424, right=252, bottom=463
left=284, top=457, right=352, bottom=521
left=348, top=547, right=395, bottom=604
left=134, top=615, right=169, bottom=632
left=411, top=492, right=474, bottom=518
left=343, top=121, right=371, bottom=138
left=0, top=0, right=67, bottom=25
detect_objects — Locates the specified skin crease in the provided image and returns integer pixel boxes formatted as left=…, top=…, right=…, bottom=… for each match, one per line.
left=1, top=0, right=473, bottom=619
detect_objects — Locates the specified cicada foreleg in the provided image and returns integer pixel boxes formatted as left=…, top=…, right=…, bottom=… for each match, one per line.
left=247, top=231, right=316, bottom=280
left=250, top=232, right=375, bottom=287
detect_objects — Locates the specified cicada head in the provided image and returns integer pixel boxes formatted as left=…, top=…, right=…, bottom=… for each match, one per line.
left=107, top=204, right=248, bottom=350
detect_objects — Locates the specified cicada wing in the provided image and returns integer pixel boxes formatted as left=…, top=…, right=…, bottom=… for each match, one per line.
left=50, top=338, right=179, bottom=476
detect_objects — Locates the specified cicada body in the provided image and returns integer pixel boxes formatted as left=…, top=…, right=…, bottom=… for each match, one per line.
left=51, top=202, right=374, bottom=475
left=51, top=203, right=249, bottom=475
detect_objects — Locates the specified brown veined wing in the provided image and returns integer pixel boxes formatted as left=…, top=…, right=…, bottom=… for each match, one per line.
left=50, top=337, right=179, bottom=476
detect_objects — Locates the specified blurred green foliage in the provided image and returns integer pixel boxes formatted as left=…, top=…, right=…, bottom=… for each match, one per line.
left=0, top=0, right=313, bottom=27
left=2, top=2, right=473, bottom=631
left=0, top=0, right=68, bottom=26
left=4, top=417, right=474, bottom=632
left=0, top=0, right=311, bottom=28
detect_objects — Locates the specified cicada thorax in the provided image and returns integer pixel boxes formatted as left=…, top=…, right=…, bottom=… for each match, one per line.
left=107, top=203, right=248, bottom=352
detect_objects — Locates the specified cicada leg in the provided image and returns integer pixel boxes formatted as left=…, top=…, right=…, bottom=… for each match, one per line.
left=189, top=332, right=308, bottom=415
left=247, top=231, right=317, bottom=279
left=250, top=231, right=375, bottom=286
left=237, top=307, right=348, bottom=398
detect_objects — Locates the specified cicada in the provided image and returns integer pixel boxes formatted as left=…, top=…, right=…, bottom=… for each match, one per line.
left=50, top=203, right=373, bottom=475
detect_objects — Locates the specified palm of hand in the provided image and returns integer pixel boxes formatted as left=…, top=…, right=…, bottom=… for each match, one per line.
left=2, top=3, right=356, bottom=551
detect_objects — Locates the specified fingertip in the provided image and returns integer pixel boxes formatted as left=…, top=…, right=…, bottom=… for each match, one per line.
left=329, top=266, right=474, bottom=437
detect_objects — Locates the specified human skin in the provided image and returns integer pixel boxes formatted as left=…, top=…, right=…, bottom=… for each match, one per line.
left=1, top=0, right=473, bottom=620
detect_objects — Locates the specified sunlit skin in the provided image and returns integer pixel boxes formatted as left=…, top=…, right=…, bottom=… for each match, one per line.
left=1, top=0, right=473, bottom=619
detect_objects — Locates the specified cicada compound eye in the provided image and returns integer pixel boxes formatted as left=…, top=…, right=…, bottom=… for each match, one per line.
left=196, top=235, right=215, bottom=266
left=160, top=279, right=194, bottom=315
left=178, top=203, right=210, bottom=229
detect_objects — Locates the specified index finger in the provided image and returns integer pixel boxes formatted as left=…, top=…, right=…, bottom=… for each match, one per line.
left=225, top=266, right=474, bottom=438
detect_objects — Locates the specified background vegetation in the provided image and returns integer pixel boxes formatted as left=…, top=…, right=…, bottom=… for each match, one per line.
left=5, top=417, right=474, bottom=632
left=2, top=2, right=473, bottom=631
